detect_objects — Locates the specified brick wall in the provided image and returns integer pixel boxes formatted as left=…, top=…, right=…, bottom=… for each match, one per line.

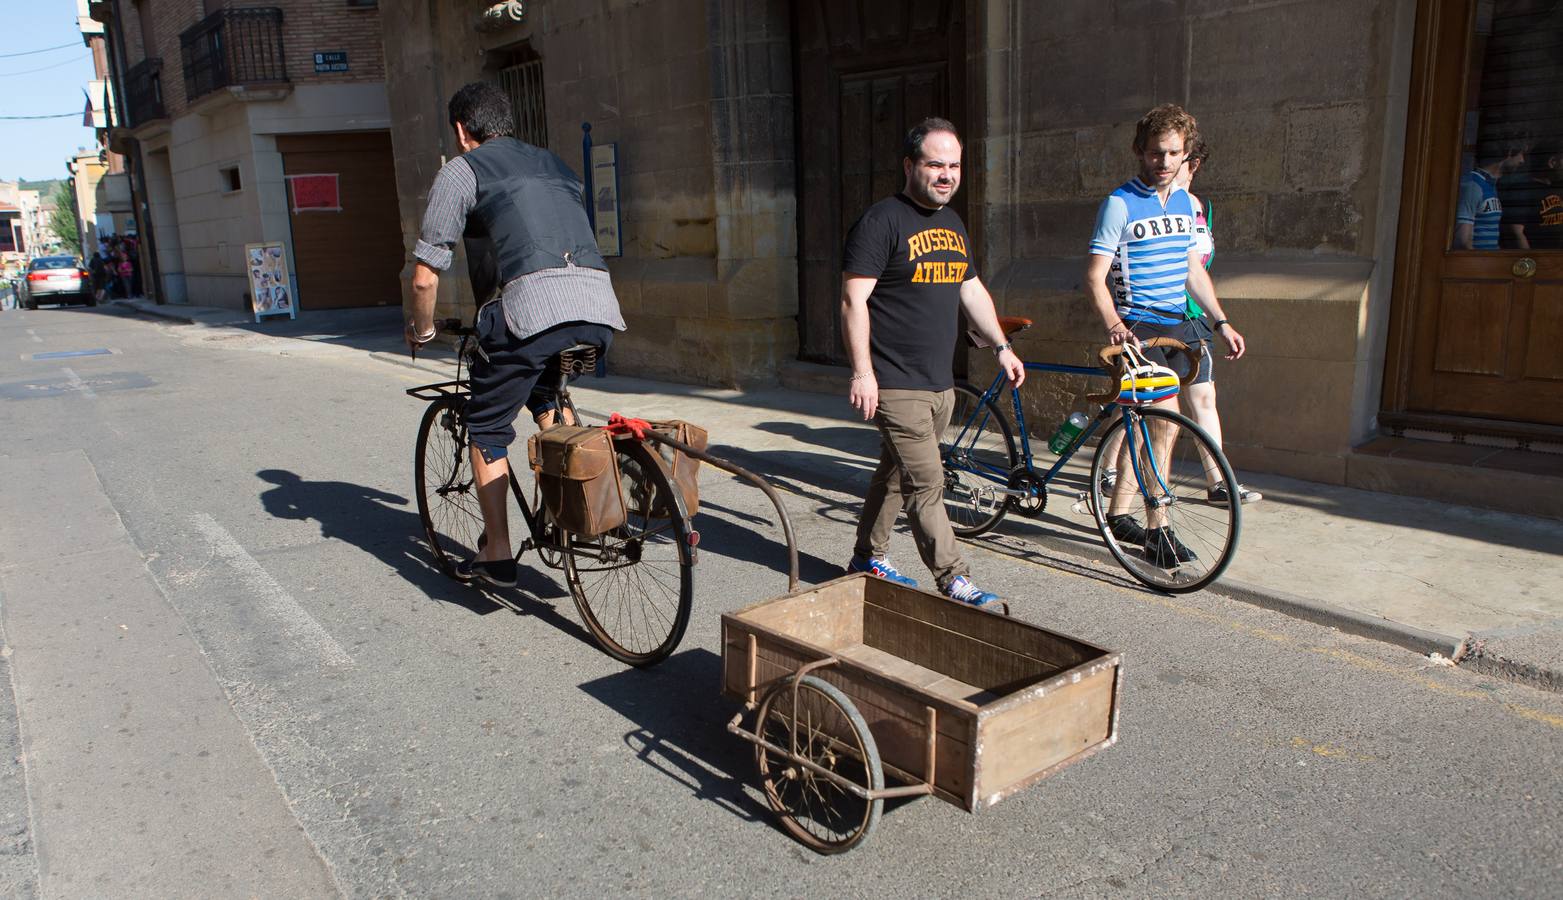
left=124, top=0, right=385, bottom=118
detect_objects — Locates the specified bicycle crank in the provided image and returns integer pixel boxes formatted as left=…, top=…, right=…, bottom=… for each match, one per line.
left=1007, top=468, right=1047, bottom=517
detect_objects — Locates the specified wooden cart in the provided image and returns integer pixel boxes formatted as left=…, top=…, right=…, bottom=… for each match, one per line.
left=723, top=574, right=1122, bottom=853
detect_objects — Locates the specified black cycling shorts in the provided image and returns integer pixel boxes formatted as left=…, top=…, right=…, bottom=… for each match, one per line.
left=1127, top=317, right=1213, bottom=386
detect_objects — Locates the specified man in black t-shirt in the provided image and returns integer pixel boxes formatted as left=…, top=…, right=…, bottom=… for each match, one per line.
left=1501, top=143, right=1563, bottom=250
left=841, top=117, right=1025, bottom=608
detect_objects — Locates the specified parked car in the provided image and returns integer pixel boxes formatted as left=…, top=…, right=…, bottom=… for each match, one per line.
left=20, top=256, right=94, bottom=309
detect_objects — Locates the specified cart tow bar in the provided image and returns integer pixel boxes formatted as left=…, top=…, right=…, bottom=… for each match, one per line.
left=607, top=413, right=799, bottom=593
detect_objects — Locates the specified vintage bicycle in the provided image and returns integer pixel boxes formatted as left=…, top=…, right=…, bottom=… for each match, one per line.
left=406, top=319, right=695, bottom=666
left=941, top=317, right=1241, bottom=593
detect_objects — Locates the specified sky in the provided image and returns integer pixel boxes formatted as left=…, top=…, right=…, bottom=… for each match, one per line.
left=0, top=0, right=100, bottom=184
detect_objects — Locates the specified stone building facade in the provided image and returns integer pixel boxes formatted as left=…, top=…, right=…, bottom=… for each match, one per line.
left=382, top=0, right=1563, bottom=516
left=97, top=0, right=403, bottom=310
left=383, top=0, right=798, bottom=384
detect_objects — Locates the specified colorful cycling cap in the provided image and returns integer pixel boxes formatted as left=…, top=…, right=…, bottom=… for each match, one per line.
left=1118, top=358, right=1181, bottom=405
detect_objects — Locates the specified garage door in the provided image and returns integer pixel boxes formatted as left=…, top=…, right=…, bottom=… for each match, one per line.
left=277, top=131, right=403, bottom=309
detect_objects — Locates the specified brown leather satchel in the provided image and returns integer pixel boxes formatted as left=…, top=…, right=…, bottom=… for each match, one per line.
left=647, top=419, right=708, bottom=516
left=526, top=426, right=627, bottom=537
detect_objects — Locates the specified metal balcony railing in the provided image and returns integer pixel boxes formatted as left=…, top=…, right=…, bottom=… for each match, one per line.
left=180, top=7, right=286, bottom=103
left=125, top=57, right=165, bottom=126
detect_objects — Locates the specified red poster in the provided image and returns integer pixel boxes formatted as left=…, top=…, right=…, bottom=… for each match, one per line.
left=288, top=174, right=340, bottom=211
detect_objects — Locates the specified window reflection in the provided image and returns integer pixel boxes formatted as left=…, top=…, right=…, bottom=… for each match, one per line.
left=1452, top=0, right=1563, bottom=251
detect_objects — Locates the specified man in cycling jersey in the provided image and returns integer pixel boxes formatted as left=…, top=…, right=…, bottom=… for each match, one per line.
left=406, top=81, right=626, bottom=587
left=1455, top=130, right=1530, bottom=250
left=1102, top=135, right=1260, bottom=505
left=1085, top=103, right=1243, bottom=567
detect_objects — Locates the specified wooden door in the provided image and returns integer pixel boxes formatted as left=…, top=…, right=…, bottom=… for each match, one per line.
left=794, top=0, right=965, bottom=366
left=277, top=131, right=404, bottom=310
left=1389, top=0, right=1563, bottom=429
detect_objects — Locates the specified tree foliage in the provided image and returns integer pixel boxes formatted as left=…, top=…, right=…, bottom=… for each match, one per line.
left=47, top=181, right=80, bottom=257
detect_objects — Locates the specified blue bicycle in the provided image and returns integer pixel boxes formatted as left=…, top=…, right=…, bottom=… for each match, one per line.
left=941, top=320, right=1241, bottom=593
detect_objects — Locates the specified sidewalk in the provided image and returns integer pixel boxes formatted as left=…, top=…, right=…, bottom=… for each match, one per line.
left=112, top=297, right=1563, bottom=690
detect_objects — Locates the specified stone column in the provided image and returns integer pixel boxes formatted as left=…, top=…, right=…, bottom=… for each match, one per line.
left=703, top=0, right=798, bottom=386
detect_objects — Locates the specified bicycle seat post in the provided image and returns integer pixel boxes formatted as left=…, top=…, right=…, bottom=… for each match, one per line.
left=550, top=343, right=601, bottom=425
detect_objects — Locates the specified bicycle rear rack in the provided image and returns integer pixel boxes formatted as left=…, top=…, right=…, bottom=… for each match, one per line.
left=405, top=380, right=470, bottom=402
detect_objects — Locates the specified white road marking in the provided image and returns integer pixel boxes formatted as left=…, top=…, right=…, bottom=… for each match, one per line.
left=189, top=514, right=355, bottom=668
left=61, top=367, right=98, bottom=400
left=26, top=329, right=42, bottom=343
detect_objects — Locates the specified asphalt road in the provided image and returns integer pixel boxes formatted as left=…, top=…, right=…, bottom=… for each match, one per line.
left=0, top=306, right=1559, bottom=898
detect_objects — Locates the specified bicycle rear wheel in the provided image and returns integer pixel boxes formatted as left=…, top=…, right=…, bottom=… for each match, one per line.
left=414, top=396, right=483, bottom=576
left=1089, top=406, right=1240, bottom=593
left=941, top=382, right=1018, bottom=537
left=563, top=439, right=694, bottom=667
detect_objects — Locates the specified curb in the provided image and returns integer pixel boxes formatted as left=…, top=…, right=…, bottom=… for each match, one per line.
left=110, top=299, right=198, bottom=325
left=1205, top=577, right=1465, bottom=660
left=674, top=434, right=1477, bottom=663
left=1459, top=635, right=1563, bottom=694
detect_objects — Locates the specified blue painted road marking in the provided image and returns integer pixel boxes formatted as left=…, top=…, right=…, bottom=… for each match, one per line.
left=31, top=349, right=114, bottom=360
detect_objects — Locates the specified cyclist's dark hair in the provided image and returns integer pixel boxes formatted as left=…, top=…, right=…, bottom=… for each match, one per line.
left=448, top=82, right=515, bottom=143
left=1475, top=125, right=1531, bottom=166
left=904, top=117, right=961, bottom=162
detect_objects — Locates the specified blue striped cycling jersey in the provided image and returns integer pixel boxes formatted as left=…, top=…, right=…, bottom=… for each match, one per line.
left=1456, top=168, right=1502, bottom=250
left=1091, top=179, right=1197, bottom=325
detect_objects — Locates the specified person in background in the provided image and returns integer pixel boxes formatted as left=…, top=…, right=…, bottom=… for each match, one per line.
left=1455, top=129, right=1529, bottom=250
left=1500, top=139, right=1563, bottom=250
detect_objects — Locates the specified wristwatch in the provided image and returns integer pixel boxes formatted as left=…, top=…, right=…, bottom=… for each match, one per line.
left=1213, top=319, right=1231, bottom=328
left=992, top=342, right=1012, bottom=355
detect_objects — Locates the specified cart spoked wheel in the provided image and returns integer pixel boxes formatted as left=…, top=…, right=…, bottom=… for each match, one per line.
left=754, top=674, right=884, bottom=854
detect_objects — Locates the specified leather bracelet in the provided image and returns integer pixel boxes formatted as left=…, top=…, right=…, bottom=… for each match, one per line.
left=1213, top=319, right=1230, bottom=328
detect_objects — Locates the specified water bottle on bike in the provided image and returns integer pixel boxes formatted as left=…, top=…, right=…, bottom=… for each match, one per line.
left=1047, top=412, right=1089, bottom=455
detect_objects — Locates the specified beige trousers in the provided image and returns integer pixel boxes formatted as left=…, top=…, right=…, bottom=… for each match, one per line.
left=853, top=388, right=969, bottom=590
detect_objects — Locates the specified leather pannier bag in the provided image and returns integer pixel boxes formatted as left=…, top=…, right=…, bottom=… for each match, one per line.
left=526, top=426, right=626, bottom=537
left=647, top=420, right=708, bottom=516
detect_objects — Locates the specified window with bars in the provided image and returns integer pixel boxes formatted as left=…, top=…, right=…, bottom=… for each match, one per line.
left=496, top=57, right=547, bottom=147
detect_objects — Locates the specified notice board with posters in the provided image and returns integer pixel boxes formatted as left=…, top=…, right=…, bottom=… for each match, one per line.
left=245, top=242, right=297, bottom=321
left=590, top=143, right=621, bottom=257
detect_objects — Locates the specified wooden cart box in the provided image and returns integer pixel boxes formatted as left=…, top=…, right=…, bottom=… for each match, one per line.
left=722, top=574, right=1122, bottom=812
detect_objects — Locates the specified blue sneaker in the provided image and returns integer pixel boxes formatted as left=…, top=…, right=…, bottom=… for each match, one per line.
left=943, top=575, right=1002, bottom=608
left=846, top=556, right=918, bottom=587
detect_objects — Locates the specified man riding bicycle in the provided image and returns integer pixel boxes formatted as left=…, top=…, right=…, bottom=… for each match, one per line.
left=405, top=81, right=626, bottom=588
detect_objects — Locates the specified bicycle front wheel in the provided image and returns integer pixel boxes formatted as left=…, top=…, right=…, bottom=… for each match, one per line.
left=1090, top=407, right=1240, bottom=593
left=414, top=396, right=483, bottom=577
left=941, top=382, right=1018, bottom=537
left=563, top=439, right=694, bottom=667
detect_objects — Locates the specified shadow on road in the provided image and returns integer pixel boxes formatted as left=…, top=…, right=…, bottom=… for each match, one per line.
left=691, top=498, right=843, bottom=588
left=578, top=648, right=769, bottom=827
left=252, top=469, right=600, bottom=651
